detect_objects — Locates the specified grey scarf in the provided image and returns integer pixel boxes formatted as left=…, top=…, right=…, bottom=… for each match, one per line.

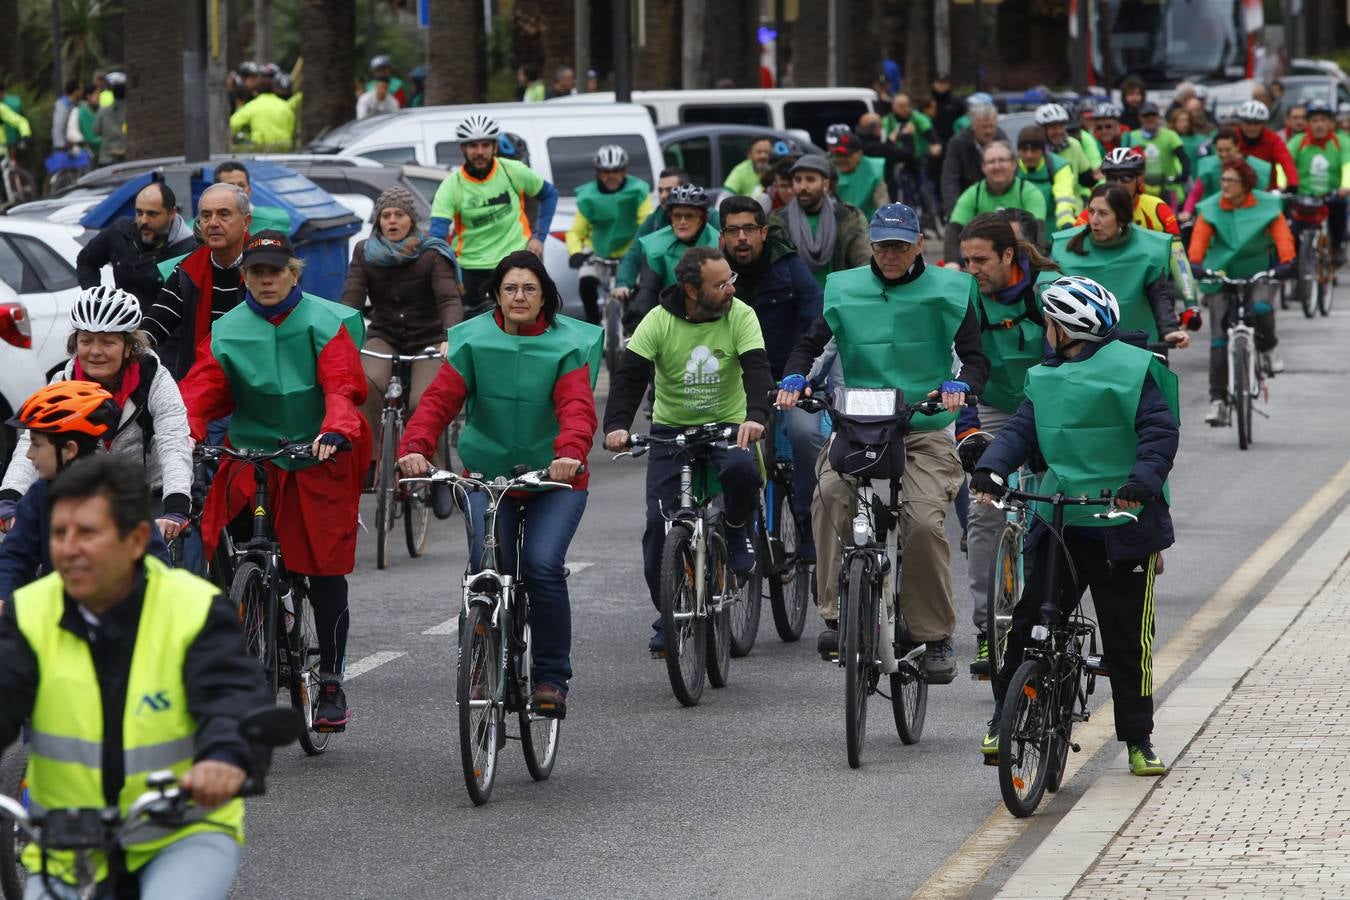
left=786, top=196, right=838, bottom=271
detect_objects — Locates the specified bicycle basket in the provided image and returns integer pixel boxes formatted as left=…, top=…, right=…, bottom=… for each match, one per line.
left=1290, top=196, right=1328, bottom=225
left=827, top=388, right=908, bottom=480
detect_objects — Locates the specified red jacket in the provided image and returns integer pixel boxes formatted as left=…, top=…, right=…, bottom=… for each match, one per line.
left=1237, top=128, right=1298, bottom=191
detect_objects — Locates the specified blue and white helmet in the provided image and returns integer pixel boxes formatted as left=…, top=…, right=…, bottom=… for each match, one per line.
left=1040, top=276, right=1119, bottom=342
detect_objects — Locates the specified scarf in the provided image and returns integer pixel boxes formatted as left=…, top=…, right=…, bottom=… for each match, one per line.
left=245, top=284, right=303, bottom=320
left=786, top=196, right=838, bottom=271
left=72, top=358, right=139, bottom=450
left=993, top=259, right=1033, bottom=305
left=363, top=228, right=457, bottom=268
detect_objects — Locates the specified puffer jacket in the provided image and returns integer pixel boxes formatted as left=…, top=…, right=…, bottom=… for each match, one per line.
left=339, top=240, right=463, bottom=348
left=0, top=352, right=192, bottom=516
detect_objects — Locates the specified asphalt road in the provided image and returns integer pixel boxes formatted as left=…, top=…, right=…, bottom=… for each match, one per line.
left=231, top=285, right=1350, bottom=899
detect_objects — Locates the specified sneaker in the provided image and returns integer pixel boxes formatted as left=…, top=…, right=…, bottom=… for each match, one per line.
left=648, top=626, right=666, bottom=658
left=725, top=525, right=756, bottom=578
left=981, top=711, right=1001, bottom=758
left=817, top=621, right=839, bottom=661
left=969, top=634, right=990, bottom=676
left=1127, top=739, right=1168, bottom=776
left=531, top=683, right=567, bottom=720
left=1261, top=349, right=1285, bottom=375
left=1204, top=399, right=1229, bottom=427
left=923, top=638, right=957, bottom=685
left=313, top=676, right=350, bottom=730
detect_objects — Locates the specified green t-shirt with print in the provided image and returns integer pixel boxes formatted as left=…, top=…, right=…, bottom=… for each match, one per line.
left=627, top=298, right=766, bottom=426
left=429, top=157, right=545, bottom=270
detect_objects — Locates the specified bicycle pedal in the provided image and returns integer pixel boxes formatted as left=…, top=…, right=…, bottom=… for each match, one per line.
left=983, top=754, right=999, bottom=767
left=969, top=673, right=991, bottom=682
left=531, top=702, right=566, bottom=721
left=313, top=722, right=347, bottom=734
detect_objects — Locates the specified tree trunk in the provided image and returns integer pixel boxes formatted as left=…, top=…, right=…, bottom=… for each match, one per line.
left=905, top=0, right=932, bottom=101
left=299, top=0, right=355, bottom=144
left=124, top=0, right=185, bottom=159
left=706, top=2, right=758, bottom=88
left=427, top=0, right=485, bottom=104
left=515, top=0, right=576, bottom=84
left=631, top=0, right=680, bottom=91
left=0, top=0, right=21, bottom=81
left=792, top=0, right=830, bottom=87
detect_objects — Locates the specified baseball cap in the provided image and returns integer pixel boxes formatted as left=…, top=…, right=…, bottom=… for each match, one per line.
left=790, top=154, right=832, bottom=177
left=1139, top=101, right=1160, bottom=117
left=869, top=204, right=920, bottom=244
left=242, top=230, right=293, bottom=268
left=831, top=132, right=863, bottom=155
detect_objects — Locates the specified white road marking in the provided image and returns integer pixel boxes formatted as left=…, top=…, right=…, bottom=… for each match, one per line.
left=344, top=651, right=406, bottom=679
left=422, top=619, right=457, bottom=636
left=567, top=560, right=595, bottom=574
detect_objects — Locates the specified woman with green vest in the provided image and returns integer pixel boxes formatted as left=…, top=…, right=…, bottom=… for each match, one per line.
left=565, top=144, right=654, bottom=324
left=1053, top=183, right=1193, bottom=351
left=1187, top=158, right=1296, bottom=426
left=0, top=453, right=271, bottom=898
left=625, top=183, right=720, bottom=327
left=1178, top=128, right=1272, bottom=225
left=398, top=251, right=600, bottom=719
left=180, top=230, right=372, bottom=733
left=971, top=275, right=1179, bottom=777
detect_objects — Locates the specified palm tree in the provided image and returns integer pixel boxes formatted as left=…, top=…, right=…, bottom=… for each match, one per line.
left=299, top=0, right=355, bottom=143
left=123, top=0, right=184, bottom=158
left=0, top=0, right=22, bottom=81
left=427, top=0, right=485, bottom=105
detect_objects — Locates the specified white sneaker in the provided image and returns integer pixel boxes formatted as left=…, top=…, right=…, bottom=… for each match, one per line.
left=1261, top=350, right=1285, bottom=375
left=1205, top=399, right=1229, bottom=427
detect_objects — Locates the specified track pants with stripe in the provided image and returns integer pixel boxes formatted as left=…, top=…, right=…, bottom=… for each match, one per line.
left=993, top=530, right=1157, bottom=743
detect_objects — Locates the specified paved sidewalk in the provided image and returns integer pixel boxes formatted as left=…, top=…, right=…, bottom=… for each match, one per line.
left=997, top=504, right=1350, bottom=899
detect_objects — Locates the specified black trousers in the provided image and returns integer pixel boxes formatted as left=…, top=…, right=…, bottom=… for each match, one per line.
left=992, top=531, right=1157, bottom=743
left=460, top=268, right=495, bottom=319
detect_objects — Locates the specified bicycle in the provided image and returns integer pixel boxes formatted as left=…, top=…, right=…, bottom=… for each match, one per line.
left=1198, top=269, right=1280, bottom=451
left=1288, top=193, right=1337, bottom=318
left=359, top=346, right=445, bottom=570
left=990, top=485, right=1135, bottom=817
left=398, top=465, right=571, bottom=806
left=0, top=148, right=35, bottom=212
left=982, top=466, right=1039, bottom=685
left=197, top=442, right=349, bottom=756
left=578, top=252, right=626, bottom=375
left=614, top=425, right=753, bottom=707
left=0, top=706, right=297, bottom=900
left=757, top=406, right=818, bottom=644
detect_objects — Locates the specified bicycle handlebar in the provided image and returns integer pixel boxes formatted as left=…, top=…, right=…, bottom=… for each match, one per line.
left=771, top=389, right=980, bottom=419
left=993, top=485, right=1139, bottom=523
left=358, top=347, right=443, bottom=362
left=397, top=465, right=579, bottom=494
left=613, top=424, right=738, bottom=460
left=195, top=439, right=352, bottom=464
left=1195, top=268, right=1279, bottom=286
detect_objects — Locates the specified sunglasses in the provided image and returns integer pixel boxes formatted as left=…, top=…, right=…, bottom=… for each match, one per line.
left=1107, top=174, right=1136, bottom=184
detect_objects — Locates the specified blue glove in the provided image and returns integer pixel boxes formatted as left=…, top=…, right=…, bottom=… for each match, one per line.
left=317, top=432, right=346, bottom=447
left=157, top=512, right=189, bottom=527
left=940, top=380, right=970, bottom=394
left=1115, top=482, right=1154, bottom=504
left=779, top=374, right=808, bottom=394
left=1274, top=262, right=1296, bottom=281
left=0, top=499, right=16, bottom=522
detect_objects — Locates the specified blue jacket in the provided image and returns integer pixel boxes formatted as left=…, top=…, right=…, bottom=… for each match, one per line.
left=977, top=330, right=1178, bottom=562
left=727, top=225, right=824, bottom=379
left=0, top=480, right=171, bottom=599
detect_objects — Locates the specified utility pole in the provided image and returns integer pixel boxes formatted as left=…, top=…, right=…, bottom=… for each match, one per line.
left=613, top=0, right=631, bottom=101
left=574, top=0, right=590, bottom=86
left=366, top=0, right=377, bottom=59
left=934, top=0, right=951, bottom=82
left=50, top=0, right=62, bottom=97
left=682, top=0, right=705, bottom=89
left=827, top=0, right=847, bottom=87
left=1075, top=0, right=1091, bottom=93
left=183, top=0, right=210, bottom=161
left=253, top=0, right=272, bottom=63
left=208, top=0, right=230, bottom=153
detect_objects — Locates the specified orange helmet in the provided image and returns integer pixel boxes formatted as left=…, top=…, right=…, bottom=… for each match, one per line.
left=9, top=381, right=118, bottom=438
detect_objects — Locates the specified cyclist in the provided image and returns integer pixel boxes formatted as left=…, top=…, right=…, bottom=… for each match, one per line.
left=1090, top=102, right=1128, bottom=155
left=366, top=55, right=407, bottom=107
left=603, top=245, right=772, bottom=656
left=1286, top=100, right=1350, bottom=262
left=1054, top=184, right=1194, bottom=350
left=722, top=136, right=774, bottom=198
left=566, top=144, right=654, bottom=324
left=398, top=251, right=600, bottom=716
left=1121, top=101, right=1189, bottom=205
left=429, top=113, right=559, bottom=315
left=227, top=70, right=295, bottom=151
left=770, top=154, right=871, bottom=289
left=778, top=204, right=989, bottom=682
left=624, top=184, right=721, bottom=326
left=0, top=90, right=31, bottom=157
left=179, top=231, right=371, bottom=731
left=0, top=453, right=268, bottom=899
left=944, top=140, right=1047, bottom=263
left=1073, top=147, right=1180, bottom=236
left=1280, top=102, right=1308, bottom=145
left=76, top=182, right=197, bottom=313
left=1119, top=75, right=1147, bottom=129
left=1179, top=127, right=1273, bottom=224
left=831, top=130, right=889, bottom=220
left=615, top=166, right=694, bottom=303
left=340, top=185, right=462, bottom=453
left=1188, top=159, right=1295, bottom=425
left=941, top=102, right=1007, bottom=215
left=0, top=382, right=171, bottom=597
left=952, top=214, right=1059, bottom=676
left=1035, top=103, right=1097, bottom=199
left=758, top=155, right=798, bottom=214
left=1072, top=99, right=1106, bottom=165
left=1016, top=125, right=1079, bottom=234
left=1235, top=100, right=1298, bottom=192
left=0, top=287, right=193, bottom=543
left=971, top=275, right=1179, bottom=777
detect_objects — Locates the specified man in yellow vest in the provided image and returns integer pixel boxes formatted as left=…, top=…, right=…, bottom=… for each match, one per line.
left=0, top=454, right=269, bottom=897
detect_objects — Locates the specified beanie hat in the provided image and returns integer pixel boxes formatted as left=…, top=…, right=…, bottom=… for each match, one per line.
left=373, top=186, right=419, bottom=224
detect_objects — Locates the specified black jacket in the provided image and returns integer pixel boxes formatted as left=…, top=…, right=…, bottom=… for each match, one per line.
left=940, top=126, right=1009, bottom=215
left=725, top=224, right=823, bottom=379
left=75, top=217, right=198, bottom=312
left=977, top=331, right=1178, bottom=562
left=0, top=562, right=269, bottom=806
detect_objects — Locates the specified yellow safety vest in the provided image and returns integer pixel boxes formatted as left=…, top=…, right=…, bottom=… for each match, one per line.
left=14, top=557, right=244, bottom=884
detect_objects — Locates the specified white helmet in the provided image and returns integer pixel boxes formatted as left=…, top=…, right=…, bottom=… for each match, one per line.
left=1237, top=100, right=1270, bottom=123
left=1034, top=103, right=1070, bottom=126
left=1040, top=276, right=1119, bottom=343
left=71, top=286, right=141, bottom=333
left=594, top=144, right=628, bottom=170
left=455, top=114, right=501, bottom=143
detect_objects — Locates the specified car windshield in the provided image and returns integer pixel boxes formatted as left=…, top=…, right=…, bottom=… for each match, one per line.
left=307, top=115, right=400, bottom=153
left=1102, top=0, right=1241, bottom=82
left=1280, top=80, right=1335, bottom=107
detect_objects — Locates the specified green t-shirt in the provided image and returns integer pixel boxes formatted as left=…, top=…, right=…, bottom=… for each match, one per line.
left=1287, top=132, right=1350, bottom=196
left=882, top=110, right=934, bottom=158
left=627, top=298, right=766, bottom=426
left=722, top=158, right=763, bottom=197
left=1122, top=126, right=1185, bottom=190
left=949, top=176, right=1047, bottom=227
left=429, top=157, right=545, bottom=270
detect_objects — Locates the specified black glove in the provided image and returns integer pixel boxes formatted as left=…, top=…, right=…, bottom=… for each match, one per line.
left=568, top=252, right=588, bottom=269
left=1114, top=481, right=1153, bottom=504
left=956, top=431, right=992, bottom=474
left=969, top=468, right=1006, bottom=499
left=317, top=432, right=346, bottom=447
left=1274, top=262, right=1296, bottom=281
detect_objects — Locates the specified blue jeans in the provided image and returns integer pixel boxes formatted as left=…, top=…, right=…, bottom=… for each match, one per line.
left=23, top=832, right=241, bottom=900
left=464, top=488, right=587, bottom=690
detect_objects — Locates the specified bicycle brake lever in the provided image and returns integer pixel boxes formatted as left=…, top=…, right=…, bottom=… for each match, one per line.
left=1094, top=507, right=1139, bottom=523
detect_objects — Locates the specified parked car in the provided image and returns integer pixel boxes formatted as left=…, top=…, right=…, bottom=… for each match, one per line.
left=657, top=123, right=821, bottom=198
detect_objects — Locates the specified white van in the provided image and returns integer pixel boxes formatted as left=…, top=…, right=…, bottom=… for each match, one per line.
left=549, top=87, right=880, bottom=146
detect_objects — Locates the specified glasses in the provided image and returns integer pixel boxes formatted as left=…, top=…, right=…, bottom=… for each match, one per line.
left=501, top=283, right=540, bottom=297
left=1017, top=142, right=1041, bottom=151
left=871, top=241, right=914, bottom=256
left=1107, top=174, right=1136, bottom=184
left=984, top=156, right=1014, bottom=165
left=712, top=271, right=739, bottom=292
left=722, top=224, right=764, bottom=237
left=1218, top=175, right=1244, bottom=184
left=669, top=210, right=702, bottom=222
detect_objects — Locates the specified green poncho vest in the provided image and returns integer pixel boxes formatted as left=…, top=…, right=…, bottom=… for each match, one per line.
left=1193, top=154, right=1272, bottom=203
left=449, top=313, right=602, bottom=479
left=1051, top=226, right=1173, bottom=342
left=1024, top=339, right=1178, bottom=527
left=823, top=264, right=976, bottom=431
left=211, top=294, right=357, bottom=471
left=638, top=222, right=720, bottom=288
left=835, top=155, right=886, bottom=220
left=1195, top=192, right=1283, bottom=291
left=575, top=175, right=652, bottom=258
left=975, top=271, right=1054, bottom=414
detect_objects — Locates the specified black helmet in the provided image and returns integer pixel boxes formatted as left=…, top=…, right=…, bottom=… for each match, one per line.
left=666, top=183, right=710, bottom=211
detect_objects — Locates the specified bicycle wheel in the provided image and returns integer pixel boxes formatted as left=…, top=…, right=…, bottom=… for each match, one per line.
left=231, top=561, right=279, bottom=700
left=729, top=523, right=762, bottom=658
left=1045, top=668, right=1076, bottom=793
left=374, top=411, right=397, bottom=569
left=458, top=604, right=502, bottom=805
left=1317, top=232, right=1335, bottom=316
left=1298, top=231, right=1317, bottom=318
left=767, top=487, right=810, bottom=642
left=659, top=524, right=706, bottom=706
left=986, top=523, right=1022, bottom=681
left=705, top=531, right=733, bottom=687
left=400, top=420, right=432, bottom=558
left=843, top=555, right=872, bottom=769
left=603, top=293, right=624, bottom=375
left=0, top=744, right=28, bottom=900
left=1232, top=336, right=1252, bottom=451
left=998, top=658, right=1053, bottom=818
left=518, top=621, right=560, bottom=782
left=890, top=665, right=927, bottom=745
left=291, top=589, right=331, bottom=755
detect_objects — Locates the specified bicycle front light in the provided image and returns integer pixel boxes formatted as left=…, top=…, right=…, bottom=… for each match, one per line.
left=1030, top=625, right=1050, bottom=642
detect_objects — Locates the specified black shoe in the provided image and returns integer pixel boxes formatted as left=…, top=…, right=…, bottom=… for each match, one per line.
left=923, top=638, right=957, bottom=684
left=314, top=676, right=350, bottom=731
left=817, top=621, right=839, bottom=660
left=725, top=525, right=756, bottom=578
left=649, top=624, right=666, bottom=658
left=432, top=482, right=455, bottom=519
